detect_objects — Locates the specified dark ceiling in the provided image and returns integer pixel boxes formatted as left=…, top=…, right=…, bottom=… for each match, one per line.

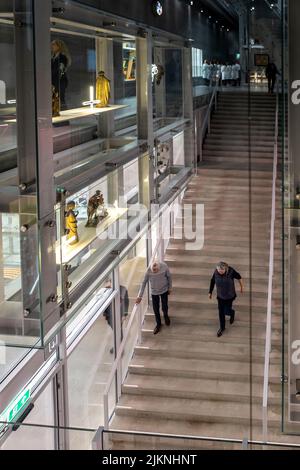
left=200, top=0, right=281, bottom=22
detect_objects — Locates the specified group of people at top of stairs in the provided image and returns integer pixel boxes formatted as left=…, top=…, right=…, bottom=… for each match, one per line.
left=202, top=60, right=241, bottom=87
left=202, top=58, right=280, bottom=95
left=136, top=261, right=244, bottom=338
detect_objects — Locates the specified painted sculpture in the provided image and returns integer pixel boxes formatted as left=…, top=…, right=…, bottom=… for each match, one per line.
left=85, top=190, right=108, bottom=227
left=65, top=201, right=79, bottom=245
left=96, top=71, right=111, bottom=108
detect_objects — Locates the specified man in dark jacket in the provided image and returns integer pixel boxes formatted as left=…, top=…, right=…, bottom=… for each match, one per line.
left=209, top=262, right=244, bottom=337
left=265, top=62, right=279, bottom=94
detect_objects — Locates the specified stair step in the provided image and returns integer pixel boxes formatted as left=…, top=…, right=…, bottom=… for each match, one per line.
left=115, top=395, right=281, bottom=427
left=203, top=145, right=274, bottom=154
left=135, top=334, right=282, bottom=363
left=110, top=415, right=300, bottom=448
left=167, top=243, right=281, bottom=257
left=142, top=317, right=281, bottom=342
left=144, top=305, right=282, bottom=325
left=165, top=264, right=276, bottom=280
left=123, top=372, right=281, bottom=403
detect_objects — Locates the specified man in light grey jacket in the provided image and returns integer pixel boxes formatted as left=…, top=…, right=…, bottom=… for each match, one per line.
left=136, top=261, right=172, bottom=335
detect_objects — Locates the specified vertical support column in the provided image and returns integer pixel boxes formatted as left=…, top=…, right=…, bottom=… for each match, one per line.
left=56, top=326, right=70, bottom=450
left=239, top=13, right=248, bottom=85
left=106, top=167, right=124, bottom=214
left=182, top=47, right=195, bottom=170
left=96, top=38, right=115, bottom=138
left=14, top=0, right=59, bottom=341
left=136, top=32, right=155, bottom=207
left=0, top=216, right=4, bottom=305
left=113, top=267, right=122, bottom=400
left=154, top=48, right=166, bottom=118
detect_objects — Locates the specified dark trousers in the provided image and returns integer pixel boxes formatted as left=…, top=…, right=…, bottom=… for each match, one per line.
left=152, top=292, right=169, bottom=326
left=268, top=76, right=276, bottom=93
left=217, top=298, right=235, bottom=331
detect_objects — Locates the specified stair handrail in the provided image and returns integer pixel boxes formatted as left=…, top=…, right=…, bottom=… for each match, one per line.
left=101, top=428, right=300, bottom=450
left=262, top=85, right=279, bottom=442
left=199, top=84, right=218, bottom=164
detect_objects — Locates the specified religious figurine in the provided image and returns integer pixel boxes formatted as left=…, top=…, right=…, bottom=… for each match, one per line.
left=86, top=190, right=108, bottom=227
left=65, top=201, right=79, bottom=245
left=156, top=64, right=165, bottom=86
left=96, top=71, right=111, bottom=108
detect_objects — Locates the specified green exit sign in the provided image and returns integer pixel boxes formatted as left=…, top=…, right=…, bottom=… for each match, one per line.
left=8, top=389, right=31, bottom=422
left=0, top=388, right=31, bottom=430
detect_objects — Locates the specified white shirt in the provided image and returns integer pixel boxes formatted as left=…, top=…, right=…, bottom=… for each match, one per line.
left=232, top=64, right=240, bottom=80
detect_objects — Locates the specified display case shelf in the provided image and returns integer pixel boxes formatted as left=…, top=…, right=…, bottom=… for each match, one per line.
left=53, top=104, right=128, bottom=124
left=4, top=104, right=128, bottom=124
left=57, top=206, right=128, bottom=265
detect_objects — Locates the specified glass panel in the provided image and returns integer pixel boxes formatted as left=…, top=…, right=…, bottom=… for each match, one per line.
left=121, top=305, right=139, bottom=383
left=0, top=191, right=42, bottom=349
left=68, top=428, right=99, bottom=451
left=67, top=309, right=116, bottom=430
left=152, top=45, right=185, bottom=139
left=119, top=235, right=148, bottom=332
left=0, top=381, right=55, bottom=450
left=123, top=158, right=139, bottom=205
left=114, top=40, right=137, bottom=135
left=66, top=274, right=113, bottom=340
left=0, top=11, right=16, bottom=175
left=0, top=423, right=96, bottom=451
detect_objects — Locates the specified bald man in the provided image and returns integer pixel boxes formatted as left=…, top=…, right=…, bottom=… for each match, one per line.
left=136, top=261, right=172, bottom=335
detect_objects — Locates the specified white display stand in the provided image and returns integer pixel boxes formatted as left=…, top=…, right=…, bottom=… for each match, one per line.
left=52, top=104, right=127, bottom=124
left=5, top=104, right=127, bottom=124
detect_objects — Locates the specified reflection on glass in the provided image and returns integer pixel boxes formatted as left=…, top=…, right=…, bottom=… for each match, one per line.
left=0, top=19, right=17, bottom=176
left=122, top=42, right=136, bottom=81
left=115, top=40, right=137, bottom=131
left=56, top=175, right=127, bottom=293
left=119, top=236, right=148, bottom=334
left=0, top=193, right=42, bottom=349
left=68, top=307, right=116, bottom=440
left=51, top=33, right=96, bottom=111
left=1, top=381, right=55, bottom=450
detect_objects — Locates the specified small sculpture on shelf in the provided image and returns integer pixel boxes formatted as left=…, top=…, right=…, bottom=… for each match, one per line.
left=96, top=71, right=111, bottom=108
left=156, top=64, right=165, bottom=86
left=85, top=190, right=108, bottom=228
left=52, top=86, right=60, bottom=118
left=65, top=201, right=79, bottom=245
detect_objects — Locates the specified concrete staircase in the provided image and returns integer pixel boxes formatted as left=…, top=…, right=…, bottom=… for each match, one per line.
left=108, top=92, right=298, bottom=449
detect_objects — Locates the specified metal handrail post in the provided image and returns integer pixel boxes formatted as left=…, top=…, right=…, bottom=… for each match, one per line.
left=104, top=393, right=109, bottom=431
left=138, top=303, right=142, bottom=345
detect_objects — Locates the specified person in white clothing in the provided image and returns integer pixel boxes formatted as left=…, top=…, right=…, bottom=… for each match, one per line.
left=232, top=62, right=241, bottom=86
left=221, top=64, right=227, bottom=86
left=202, top=60, right=213, bottom=86
left=226, top=64, right=232, bottom=85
